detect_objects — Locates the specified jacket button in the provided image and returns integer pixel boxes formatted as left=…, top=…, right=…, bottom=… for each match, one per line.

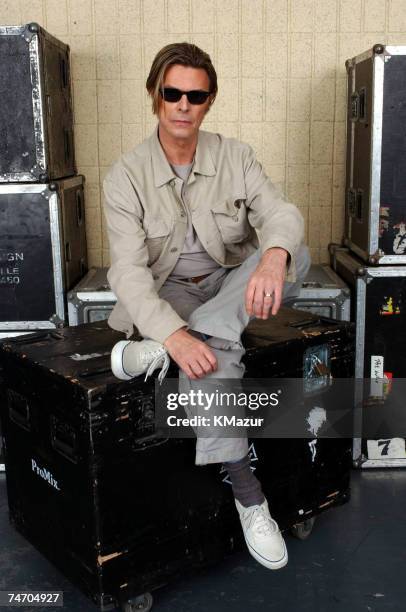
left=153, top=274, right=159, bottom=280
left=170, top=247, right=178, bottom=252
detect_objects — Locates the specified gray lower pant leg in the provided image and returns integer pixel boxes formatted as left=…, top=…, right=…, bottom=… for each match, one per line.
left=178, top=347, right=249, bottom=465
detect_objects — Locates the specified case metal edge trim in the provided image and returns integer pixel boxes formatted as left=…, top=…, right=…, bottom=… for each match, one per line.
left=0, top=184, right=47, bottom=194
left=57, top=175, right=85, bottom=189
left=67, top=303, right=79, bottom=326
left=320, top=264, right=350, bottom=289
left=344, top=241, right=369, bottom=262
left=377, top=255, right=406, bottom=264
left=365, top=266, right=406, bottom=277
left=49, top=193, right=65, bottom=323
left=355, top=277, right=366, bottom=379
left=75, top=291, right=116, bottom=302
left=0, top=25, right=25, bottom=35
left=0, top=331, right=34, bottom=338
left=29, top=33, right=46, bottom=176
left=352, top=276, right=366, bottom=464
left=353, top=48, right=373, bottom=64
left=0, top=321, right=55, bottom=330
left=369, top=54, right=384, bottom=255
left=360, top=458, right=406, bottom=467
left=385, top=46, right=406, bottom=55
left=348, top=59, right=356, bottom=240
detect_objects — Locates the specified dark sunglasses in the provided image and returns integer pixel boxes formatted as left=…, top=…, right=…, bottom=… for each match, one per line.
left=159, top=87, right=211, bottom=105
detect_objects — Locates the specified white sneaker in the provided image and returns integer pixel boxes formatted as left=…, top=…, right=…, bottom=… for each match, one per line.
left=111, top=339, right=170, bottom=383
left=235, top=498, right=288, bottom=570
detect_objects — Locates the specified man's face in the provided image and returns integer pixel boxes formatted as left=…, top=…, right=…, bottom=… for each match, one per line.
left=157, top=64, right=212, bottom=143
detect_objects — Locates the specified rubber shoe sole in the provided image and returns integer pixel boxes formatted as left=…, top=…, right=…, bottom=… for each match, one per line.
left=111, top=340, right=135, bottom=380
left=244, top=531, right=288, bottom=570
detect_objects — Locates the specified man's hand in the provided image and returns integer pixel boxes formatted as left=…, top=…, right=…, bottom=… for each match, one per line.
left=245, top=247, right=289, bottom=319
left=164, top=327, right=218, bottom=380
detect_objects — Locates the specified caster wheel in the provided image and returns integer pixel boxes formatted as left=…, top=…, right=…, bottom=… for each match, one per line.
left=122, top=592, right=153, bottom=612
left=290, top=516, right=316, bottom=540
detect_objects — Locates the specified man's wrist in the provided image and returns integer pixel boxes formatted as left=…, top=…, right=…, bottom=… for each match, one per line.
left=163, top=326, right=188, bottom=347
left=262, top=247, right=290, bottom=264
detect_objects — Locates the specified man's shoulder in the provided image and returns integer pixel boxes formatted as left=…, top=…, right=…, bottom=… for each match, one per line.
left=200, top=129, right=252, bottom=152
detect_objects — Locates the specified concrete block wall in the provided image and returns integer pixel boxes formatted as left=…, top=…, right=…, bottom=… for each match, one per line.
left=2, top=0, right=405, bottom=266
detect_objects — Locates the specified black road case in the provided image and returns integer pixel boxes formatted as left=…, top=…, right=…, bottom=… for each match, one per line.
left=345, top=44, right=406, bottom=264
left=330, top=244, right=406, bottom=468
left=0, top=23, right=75, bottom=182
left=0, top=176, right=87, bottom=330
left=0, top=310, right=354, bottom=610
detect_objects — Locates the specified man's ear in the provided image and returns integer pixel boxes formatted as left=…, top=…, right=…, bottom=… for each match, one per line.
left=205, top=96, right=215, bottom=114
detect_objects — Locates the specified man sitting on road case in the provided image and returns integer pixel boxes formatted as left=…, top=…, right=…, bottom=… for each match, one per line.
left=103, top=42, right=311, bottom=571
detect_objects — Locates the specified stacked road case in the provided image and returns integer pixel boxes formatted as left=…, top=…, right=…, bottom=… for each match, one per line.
left=345, top=44, right=406, bottom=264
left=330, top=245, right=406, bottom=467
left=333, top=43, right=406, bottom=468
left=0, top=23, right=89, bottom=472
left=0, top=23, right=88, bottom=332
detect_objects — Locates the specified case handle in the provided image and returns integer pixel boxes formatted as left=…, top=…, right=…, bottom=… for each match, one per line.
left=76, top=189, right=83, bottom=225
left=347, top=188, right=357, bottom=217
left=358, top=87, right=367, bottom=121
left=50, top=415, right=78, bottom=464
left=351, top=92, right=359, bottom=121
left=64, top=129, right=70, bottom=162
left=8, top=389, right=31, bottom=432
left=65, top=241, right=72, bottom=262
left=60, top=55, right=68, bottom=88
left=356, top=189, right=363, bottom=221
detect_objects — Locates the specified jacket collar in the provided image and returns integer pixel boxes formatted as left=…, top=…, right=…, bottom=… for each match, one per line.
left=150, top=125, right=216, bottom=187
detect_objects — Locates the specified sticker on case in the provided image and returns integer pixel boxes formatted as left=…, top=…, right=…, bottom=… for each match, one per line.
left=393, top=221, right=406, bottom=254
left=370, top=355, right=384, bottom=397
left=383, top=371, right=393, bottom=397
left=367, top=438, right=406, bottom=459
left=379, top=296, right=400, bottom=315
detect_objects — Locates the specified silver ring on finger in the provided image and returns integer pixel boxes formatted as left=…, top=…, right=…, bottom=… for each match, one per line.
left=264, top=291, right=273, bottom=298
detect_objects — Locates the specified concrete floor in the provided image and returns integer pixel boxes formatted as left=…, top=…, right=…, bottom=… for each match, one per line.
left=1, top=468, right=406, bottom=612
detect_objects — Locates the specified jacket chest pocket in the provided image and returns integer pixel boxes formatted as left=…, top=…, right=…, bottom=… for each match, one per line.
left=211, top=197, right=250, bottom=244
left=143, top=218, right=172, bottom=265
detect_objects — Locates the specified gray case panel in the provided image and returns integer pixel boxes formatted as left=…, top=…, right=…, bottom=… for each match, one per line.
left=68, top=267, right=116, bottom=326
left=289, top=264, right=351, bottom=321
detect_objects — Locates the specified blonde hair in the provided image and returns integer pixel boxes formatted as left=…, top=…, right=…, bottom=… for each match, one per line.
left=146, top=42, right=218, bottom=114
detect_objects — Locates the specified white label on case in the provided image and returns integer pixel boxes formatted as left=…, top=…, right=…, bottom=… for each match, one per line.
left=370, top=355, right=384, bottom=397
left=367, top=438, right=406, bottom=459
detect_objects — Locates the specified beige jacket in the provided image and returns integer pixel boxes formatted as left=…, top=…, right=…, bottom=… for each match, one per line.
left=103, top=127, right=304, bottom=343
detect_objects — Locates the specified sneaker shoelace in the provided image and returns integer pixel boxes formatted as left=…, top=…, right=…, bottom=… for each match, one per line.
left=144, top=349, right=170, bottom=384
left=249, top=506, right=278, bottom=537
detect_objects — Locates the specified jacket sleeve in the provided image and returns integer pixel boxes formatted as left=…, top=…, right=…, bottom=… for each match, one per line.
left=243, top=145, right=305, bottom=282
left=103, top=163, right=188, bottom=344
